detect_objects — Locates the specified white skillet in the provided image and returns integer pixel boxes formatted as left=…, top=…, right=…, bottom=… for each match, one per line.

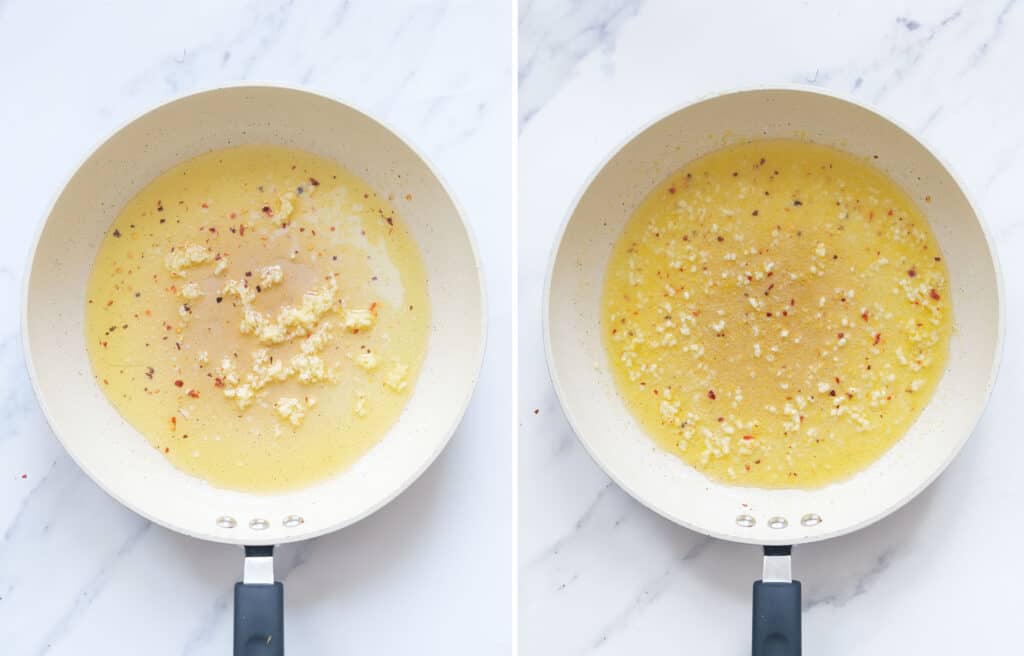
left=23, top=84, right=486, bottom=654
left=544, top=86, right=1002, bottom=655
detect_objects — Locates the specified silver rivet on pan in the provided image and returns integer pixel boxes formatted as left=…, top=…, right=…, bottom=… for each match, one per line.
left=216, top=516, right=237, bottom=529
left=249, top=518, right=270, bottom=530
left=735, top=514, right=756, bottom=527
left=800, top=513, right=822, bottom=527
left=282, top=515, right=304, bottom=528
left=767, top=516, right=788, bottom=529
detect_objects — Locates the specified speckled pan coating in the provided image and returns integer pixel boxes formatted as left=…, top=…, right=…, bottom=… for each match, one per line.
left=545, top=86, right=1002, bottom=545
left=24, top=85, right=486, bottom=545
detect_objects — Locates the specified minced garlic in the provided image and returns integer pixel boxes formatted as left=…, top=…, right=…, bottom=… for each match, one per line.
left=84, top=144, right=430, bottom=493
left=164, top=243, right=213, bottom=276
left=602, top=139, right=952, bottom=489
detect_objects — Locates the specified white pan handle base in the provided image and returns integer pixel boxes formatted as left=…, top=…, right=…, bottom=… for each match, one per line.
left=235, top=546, right=284, bottom=656
left=752, top=545, right=801, bottom=656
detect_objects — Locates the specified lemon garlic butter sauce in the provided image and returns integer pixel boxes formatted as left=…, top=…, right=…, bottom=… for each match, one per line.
left=85, top=145, right=430, bottom=492
left=602, top=140, right=951, bottom=489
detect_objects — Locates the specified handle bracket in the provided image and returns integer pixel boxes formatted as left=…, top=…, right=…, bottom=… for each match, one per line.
left=752, top=545, right=801, bottom=656
left=235, top=545, right=284, bottom=656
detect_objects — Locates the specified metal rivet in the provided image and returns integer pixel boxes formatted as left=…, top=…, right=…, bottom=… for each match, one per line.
left=801, top=513, right=822, bottom=527
left=736, top=514, right=756, bottom=528
left=249, top=518, right=270, bottom=530
left=767, top=516, right=788, bottom=529
left=282, top=515, right=304, bottom=528
left=216, top=515, right=237, bottom=529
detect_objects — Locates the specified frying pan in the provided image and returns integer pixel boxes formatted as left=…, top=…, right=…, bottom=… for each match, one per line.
left=544, top=87, right=1002, bottom=655
left=23, top=85, right=486, bottom=654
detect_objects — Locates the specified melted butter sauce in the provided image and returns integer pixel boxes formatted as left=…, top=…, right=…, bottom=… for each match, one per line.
left=602, top=140, right=951, bottom=489
left=86, top=145, right=430, bottom=492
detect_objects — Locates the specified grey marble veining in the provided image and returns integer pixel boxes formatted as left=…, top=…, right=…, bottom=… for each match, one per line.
left=519, top=0, right=1023, bottom=653
left=0, top=1, right=514, bottom=654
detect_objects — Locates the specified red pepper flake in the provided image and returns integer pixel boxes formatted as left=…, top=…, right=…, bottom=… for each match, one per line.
left=230, top=212, right=237, bottom=219
left=112, top=228, right=122, bottom=238
left=239, top=225, right=247, bottom=236
left=369, top=302, right=378, bottom=314
left=157, top=201, right=164, bottom=212
left=106, top=299, right=114, bottom=307
left=929, top=288, right=941, bottom=301
left=668, top=186, right=677, bottom=194
left=707, top=389, right=717, bottom=400
left=330, top=226, right=336, bottom=232
left=262, top=206, right=273, bottom=216
left=201, top=202, right=209, bottom=209
left=799, top=415, right=805, bottom=423
left=907, top=268, right=917, bottom=277
left=874, top=332, right=882, bottom=345
left=861, top=310, right=869, bottom=321
left=764, top=283, right=774, bottom=296
left=837, top=332, right=844, bottom=339
left=187, top=389, right=200, bottom=398
left=214, top=377, right=225, bottom=388
left=742, top=435, right=754, bottom=440
left=174, top=379, right=184, bottom=387
left=887, top=209, right=894, bottom=216
left=145, top=367, right=154, bottom=379
left=309, top=177, right=320, bottom=186
left=170, top=417, right=176, bottom=431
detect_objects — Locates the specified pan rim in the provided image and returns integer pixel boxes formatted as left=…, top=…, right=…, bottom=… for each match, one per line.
left=22, top=81, right=488, bottom=545
left=541, top=83, right=1005, bottom=546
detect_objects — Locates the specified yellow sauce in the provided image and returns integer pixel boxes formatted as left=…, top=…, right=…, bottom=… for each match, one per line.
left=602, top=140, right=951, bottom=489
left=85, top=145, right=430, bottom=492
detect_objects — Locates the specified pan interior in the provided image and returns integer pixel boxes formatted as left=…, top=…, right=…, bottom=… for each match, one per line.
left=25, top=86, right=485, bottom=545
left=545, top=88, right=1001, bottom=545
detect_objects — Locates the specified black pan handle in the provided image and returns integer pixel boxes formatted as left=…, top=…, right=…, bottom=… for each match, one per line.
left=752, top=545, right=801, bottom=656
left=234, top=545, right=284, bottom=655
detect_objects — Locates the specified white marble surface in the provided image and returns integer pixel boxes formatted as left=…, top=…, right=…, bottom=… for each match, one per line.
left=0, top=1, right=513, bottom=654
left=520, top=0, right=1022, bottom=653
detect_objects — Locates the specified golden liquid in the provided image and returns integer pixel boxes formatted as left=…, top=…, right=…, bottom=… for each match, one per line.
left=602, top=140, right=952, bottom=489
left=85, top=145, right=430, bottom=492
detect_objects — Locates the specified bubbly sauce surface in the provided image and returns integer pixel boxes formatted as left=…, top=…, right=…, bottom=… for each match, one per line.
left=602, top=140, right=951, bottom=488
left=85, top=145, right=430, bottom=492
